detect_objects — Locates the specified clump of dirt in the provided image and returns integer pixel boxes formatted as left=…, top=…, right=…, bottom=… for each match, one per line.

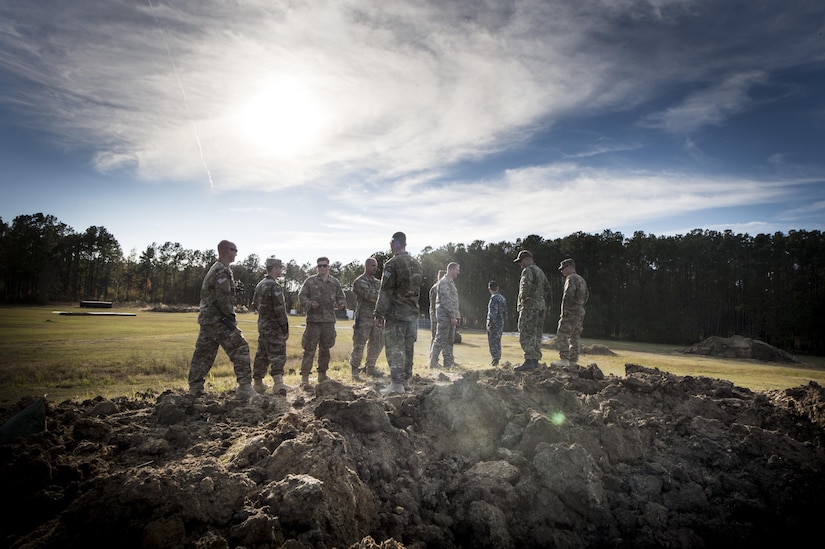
left=682, top=335, right=801, bottom=363
left=2, top=362, right=824, bottom=548
left=581, top=343, right=617, bottom=356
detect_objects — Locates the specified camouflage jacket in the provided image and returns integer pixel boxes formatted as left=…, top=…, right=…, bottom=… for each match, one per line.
left=352, top=272, right=381, bottom=320
left=561, top=272, right=589, bottom=315
left=435, top=275, right=460, bottom=321
left=252, top=275, right=289, bottom=335
left=487, top=292, right=507, bottom=328
left=197, top=260, right=237, bottom=325
left=517, top=264, right=551, bottom=312
left=375, top=252, right=422, bottom=322
left=299, top=274, right=346, bottom=323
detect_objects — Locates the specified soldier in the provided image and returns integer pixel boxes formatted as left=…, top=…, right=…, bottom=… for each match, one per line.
left=349, top=257, right=385, bottom=380
left=552, top=258, right=589, bottom=367
left=429, top=262, right=461, bottom=369
left=187, top=240, right=254, bottom=400
left=486, top=280, right=508, bottom=366
left=428, top=270, right=446, bottom=341
left=374, top=231, right=423, bottom=394
left=251, top=256, right=290, bottom=394
left=512, top=250, right=551, bottom=372
left=298, top=257, right=347, bottom=387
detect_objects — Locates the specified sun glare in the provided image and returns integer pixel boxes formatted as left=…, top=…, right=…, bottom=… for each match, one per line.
left=238, top=77, right=326, bottom=157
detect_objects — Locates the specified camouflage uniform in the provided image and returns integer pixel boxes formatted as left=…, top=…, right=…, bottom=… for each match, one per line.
left=487, top=291, right=507, bottom=362
left=349, top=271, right=384, bottom=373
left=188, top=260, right=252, bottom=392
left=557, top=271, right=589, bottom=364
left=298, top=274, right=346, bottom=376
left=374, top=252, right=422, bottom=384
left=251, top=274, right=290, bottom=380
left=517, top=264, right=551, bottom=361
left=429, top=275, right=460, bottom=368
left=428, top=270, right=446, bottom=340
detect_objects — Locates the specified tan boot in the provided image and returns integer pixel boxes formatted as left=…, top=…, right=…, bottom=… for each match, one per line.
left=318, top=371, right=329, bottom=383
left=272, top=374, right=286, bottom=393
left=253, top=378, right=266, bottom=394
left=236, top=383, right=255, bottom=401
left=300, top=373, right=312, bottom=390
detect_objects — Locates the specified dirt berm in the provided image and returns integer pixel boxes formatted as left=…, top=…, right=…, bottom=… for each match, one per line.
left=2, top=362, right=825, bottom=548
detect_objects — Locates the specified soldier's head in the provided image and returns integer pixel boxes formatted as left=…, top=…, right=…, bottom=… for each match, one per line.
left=217, top=240, right=238, bottom=264
left=447, top=262, right=461, bottom=279
left=390, top=232, right=407, bottom=254
left=364, top=257, right=378, bottom=276
left=488, top=280, right=499, bottom=293
left=558, top=258, right=576, bottom=275
left=513, top=250, right=533, bottom=267
left=266, top=256, right=284, bottom=276
left=316, top=257, right=331, bottom=277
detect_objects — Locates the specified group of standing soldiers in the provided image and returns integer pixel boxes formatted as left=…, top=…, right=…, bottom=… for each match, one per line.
left=185, top=233, right=588, bottom=400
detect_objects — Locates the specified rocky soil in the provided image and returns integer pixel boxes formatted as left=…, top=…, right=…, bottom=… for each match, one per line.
left=2, top=361, right=825, bottom=548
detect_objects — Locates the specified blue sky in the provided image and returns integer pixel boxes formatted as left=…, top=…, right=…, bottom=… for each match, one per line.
left=1, top=0, right=823, bottom=266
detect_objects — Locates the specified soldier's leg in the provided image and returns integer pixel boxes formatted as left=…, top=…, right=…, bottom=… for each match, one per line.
left=556, top=316, right=572, bottom=361
left=430, top=319, right=448, bottom=367
left=534, top=308, right=546, bottom=361
left=317, top=323, right=336, bottom=376
left=301, top=323, right=321, bottom=375
left=403, top=319, right=417, bottom=380
left=252, top=329, right=269, bottom=381
left=349, top=318, right=369, bottom=369
left=364, top=324, right=385, bottom=370
left=568, top=311, right=585, bottom=364
left=219, top=326, right=252, bottom=385
left=383, top=320, right=406, bottom=383
left=443, top=324, right=456, bottom=367
left=188, top=326, right=220, bottom=391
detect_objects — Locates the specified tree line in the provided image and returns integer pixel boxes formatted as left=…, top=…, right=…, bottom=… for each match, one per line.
left=2, top=213, right=822, bottom=354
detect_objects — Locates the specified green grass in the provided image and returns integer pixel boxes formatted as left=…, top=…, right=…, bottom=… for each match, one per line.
left=1, top=305, right=823, bottom=405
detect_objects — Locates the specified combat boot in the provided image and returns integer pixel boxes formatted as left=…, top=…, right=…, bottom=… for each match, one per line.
left=513, top=359, right=538, bottom=372
left=253, top=378, right=266, bottom=394
left=300, top=373, right=312, bottom=389
left=272, top=374, right=286, bottom=393
left=366, top=366, right=385, bottom=377
left=351, top=367, right=362, bottom=381
left=236, top=382, right=255, bottom=401
left=491, top=358, right=500, bottom=366
left=381, top=382, right=406, bottom=395
left=188, top=383, right=205, bottom=398
left=551, top=358, right=571, bottom=367
left=318, top=371, right=329, bottom=383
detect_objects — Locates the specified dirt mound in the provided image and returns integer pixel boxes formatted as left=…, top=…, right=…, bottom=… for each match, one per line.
left=581, top=343, right=617, bottom=356
left=682, top=335, right=801, bottom=363
left=2, top=363, right=824, bottom=548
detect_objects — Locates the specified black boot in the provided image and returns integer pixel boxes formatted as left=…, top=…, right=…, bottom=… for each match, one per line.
left=513, top=359, right=538, bottom=372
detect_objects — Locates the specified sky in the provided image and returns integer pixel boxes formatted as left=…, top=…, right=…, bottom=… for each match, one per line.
left=1, top=0, right=824, bottom=267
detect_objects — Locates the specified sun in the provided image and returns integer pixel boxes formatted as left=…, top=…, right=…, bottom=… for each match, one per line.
left=238, top=76, right=326, bottom=157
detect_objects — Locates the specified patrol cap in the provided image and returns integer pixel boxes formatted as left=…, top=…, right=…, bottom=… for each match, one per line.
left=558, top=258, right=575, bottom=271
left=513, top=250, right=532, bottom=263
left=266, top=256, right=284, bottom=269
left=488, top=280, right=498, bottom=289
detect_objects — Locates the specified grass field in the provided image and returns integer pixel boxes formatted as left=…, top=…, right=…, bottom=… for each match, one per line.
left=1, top=304, right=824, bottom=405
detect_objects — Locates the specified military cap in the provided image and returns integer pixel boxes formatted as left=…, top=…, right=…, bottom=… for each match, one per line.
left=513, top=250, right=532, bottom=262
left=558, top=258, right=575, bottom=271
left=266, top=256, right=284, bottom=269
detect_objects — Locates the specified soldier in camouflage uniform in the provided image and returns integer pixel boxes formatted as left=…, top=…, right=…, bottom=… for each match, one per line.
left=349, top=257, right=385, bottom=380
left=374, top=232, right=422, bottom=394
left=512, top=250, right=552, bottom=372
left=187, top=240, right=254, bottom=399
left=298, top=257, right=347, bottom=386
left=429, top=262, right=461, bottom=369
left=428, top=270, right=446, bottom=341
left=552, top=258, right=589, bottom=367
left=251, top=257, right=290, bottom=394
left=486, top=280, right=507, bottom=366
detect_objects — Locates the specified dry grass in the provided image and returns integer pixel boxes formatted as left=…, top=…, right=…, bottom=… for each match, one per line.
left=1, top=305, right=823, bottom=405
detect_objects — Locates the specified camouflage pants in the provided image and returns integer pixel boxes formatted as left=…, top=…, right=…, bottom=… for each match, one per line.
left=557, top=308, right=585, bottom=363
left=301, top=322, right=336, bottom=375
left=487, top=324, right=503, bottom=361
left=383, top=319, right=417, bottom=383
left=253, top=324, right=287, bottom=379
left=518, top=308, right=545, bottom=361
left=430, top=318, right=456, bottom=367
left=349, top=316, right=384, bottom=370
left=188, top=322, right=251, bottom=389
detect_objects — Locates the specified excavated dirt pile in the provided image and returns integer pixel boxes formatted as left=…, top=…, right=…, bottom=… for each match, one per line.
left=683, top=335, right=801, bottom=363
left=2, top=363, right=825, bottom=548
